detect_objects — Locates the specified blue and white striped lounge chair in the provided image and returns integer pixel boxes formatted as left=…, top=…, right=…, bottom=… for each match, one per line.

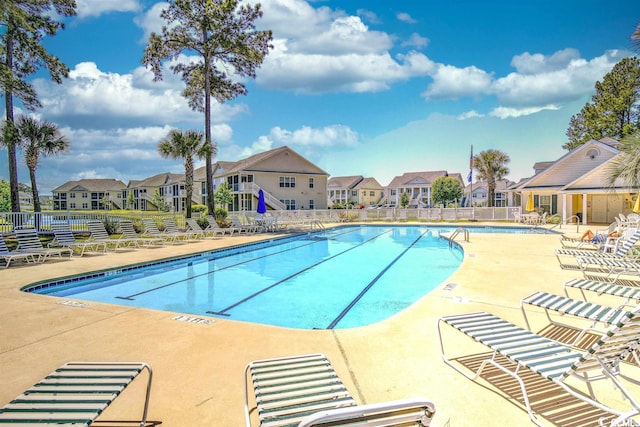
left=563, top=278, right=640, bottom=310
left=520, top=291, right=634, bottom=347
left=554, top=228, right=640, bottom=270
left=438, top=309, right=640, bottom=427
left=0, top=361, right=160, bottom=426
left=243, top=353, right=435, bottom=427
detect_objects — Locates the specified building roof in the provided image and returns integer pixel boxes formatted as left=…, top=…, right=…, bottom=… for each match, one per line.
left=465, top=179, right=514, bottom=192
left=386, top=171, right=462, bottom=188
left=53, top=179, right=127, bottom=192
left=128, top=172, right=183, bottom=188
left=327, top=175, right=363, bottom=189
left=353, top=177, right=383, bottom=190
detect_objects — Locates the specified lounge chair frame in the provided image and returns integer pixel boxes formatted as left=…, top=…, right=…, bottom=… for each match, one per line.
left=49, top=223, right=108, bottom=256
left=244, top=353, right=434, bottom=427
left=0, top=236, right=41, bottom=268
left=563, top=278, right=640, bottom=311
left=0, top=361, right=160, bottom=426
left=438, top=311, right=640, bottom=427
left=14, top=227, right=73, bottom=261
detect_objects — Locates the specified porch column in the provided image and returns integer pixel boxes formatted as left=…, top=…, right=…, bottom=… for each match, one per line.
left=562, top=194, right=567, bottom=225
left=582, top=193, right=588, bottom=224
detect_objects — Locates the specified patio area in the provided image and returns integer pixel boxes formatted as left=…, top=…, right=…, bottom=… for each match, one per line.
left=0, top=223, right=633, bottom=426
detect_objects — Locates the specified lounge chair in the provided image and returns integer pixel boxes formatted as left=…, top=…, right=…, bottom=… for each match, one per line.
left=14, top=227, right=72, bottom=261
left=87, top=220, right=141, bottom=250
left=554, top=228, right=640, bottom=270
left=186, top=218, right=223, bottom=239
left=0, top=235, right=41, bottom=268
left=520, top=290, right=632, bottom=347
left=141, top=218, right=187, bottom=244
left=559, top=222, right=617, bottom=249
left=575, top=254, right=640, bottom=283
left=119, top=220, right=164, bottom=247
left=163, top=217, right=201, bottom=240
left=205, top=215, right=237, bottom=236
left=0, top=361, right=160, bottom=426
left=438, top=309, right=640, bottom=427
left=231, top=215, right=258, bottom=233
left=48, top=222, right=108, bottom=256
left=243, top=353, right=435, bottom=427
left=563, top=277, right=640, bottom=311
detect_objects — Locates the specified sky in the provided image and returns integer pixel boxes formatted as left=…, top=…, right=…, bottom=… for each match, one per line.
left=1, top=0, right=639, bottom=193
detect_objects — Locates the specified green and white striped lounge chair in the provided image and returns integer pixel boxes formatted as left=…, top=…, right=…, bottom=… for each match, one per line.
left=520, top=291, right=634, bottom=348
left=576, top=255, right=640, bottom=283
left=554, top=228, right=640, bottom=270
left=185, top=218, right=223, bottom=239
left=244, top=353, right=435, bottom=427
left=48, top=223, right=108, bottom=256
left=563, top=277, right=640, bottom=310
left=14, top=227, right=73, bottom=261
left=438, top=309, right=640, bottom=427
left=0, top=235, right=41, bottom=268
left=0, top=361, right=160, bottom=426
left=86, top=220, right=140, bottom=250
left=119, top=220, right=164, bottom=247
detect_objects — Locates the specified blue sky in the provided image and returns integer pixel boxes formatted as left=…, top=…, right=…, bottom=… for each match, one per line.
left=2, top=0, right=639, bottom=192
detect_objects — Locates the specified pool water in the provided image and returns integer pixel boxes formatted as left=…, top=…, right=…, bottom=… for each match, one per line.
left=27, top=225, right=465, bottom=329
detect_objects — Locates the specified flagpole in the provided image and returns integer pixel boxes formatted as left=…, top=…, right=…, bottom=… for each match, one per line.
left=469, top=145, right=473, bottom=207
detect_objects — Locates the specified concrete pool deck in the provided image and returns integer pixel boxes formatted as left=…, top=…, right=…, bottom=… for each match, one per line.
left=0, top=222, right=638, bottom=426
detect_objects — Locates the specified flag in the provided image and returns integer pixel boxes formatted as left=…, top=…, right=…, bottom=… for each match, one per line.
left=468, top=145, right=473, bottom=183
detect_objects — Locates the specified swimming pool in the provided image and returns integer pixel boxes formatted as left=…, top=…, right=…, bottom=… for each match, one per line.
left=24, top=225, right=548, bottom=329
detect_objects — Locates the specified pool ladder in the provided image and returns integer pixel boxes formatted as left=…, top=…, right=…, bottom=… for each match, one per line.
left=448, top=227, right=469, bottom=246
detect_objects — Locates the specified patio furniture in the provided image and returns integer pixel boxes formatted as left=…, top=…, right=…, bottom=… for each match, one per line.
left=438, top=309, right=640, bottom=427
left=14, top=227, right=72, bottom=261
left=0, top=361, right=160, bottom=426
left=244, top=353, right=435, bottom=427
left=0, top=235, right=41, bottom=268
left=48, top=222, right=108, bottom=256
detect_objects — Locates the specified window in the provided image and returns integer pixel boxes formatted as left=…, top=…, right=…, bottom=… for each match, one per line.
left=280, top=199, right=296, bottom=210
left=82, top=193, right=88, bottom=198
left=279, top=176, right=296, bottom=188
left=309, top=178, right=314, bottom=188
left=82, top=203, right=88, bottom=209
left=351, top=190, right=357, bottom=196
left=69, top=192, right=76, bottom=198
left=370, top=191, right=375, bottom=196
left=309, top=199, right=314, bottom=209
left=69, top=202, right=76, bottom=209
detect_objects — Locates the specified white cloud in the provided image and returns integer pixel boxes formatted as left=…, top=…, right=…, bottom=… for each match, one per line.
left=489, top=105, right=560, bottom=119
left=396, top=12, right=417, bottom=24
left=75, top=0, right=141, bottom=19
left=33, top=61, right=247, bottom=129
left=510, top=48, right=581, bottom=74
left=268, top=125, right=360, bottom=148
left=457, top=110, right=484, bottom=120
left=422, top=64, right=493, bottom=100
left=133, top=2, right=167, bottom=41
left=402, top=33, right=429, bottom=49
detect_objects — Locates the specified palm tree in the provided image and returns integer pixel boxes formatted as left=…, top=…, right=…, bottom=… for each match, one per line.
left=157, top=129, right=210, bottom=218
left=15, top=116, right=70, bottom=212
left=473, top=149, right=510, bottom=207
left=607, top=131, right=640, bottom=189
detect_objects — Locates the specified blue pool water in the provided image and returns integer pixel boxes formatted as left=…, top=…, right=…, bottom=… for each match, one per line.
left=24, top=225, right=542, bottom=329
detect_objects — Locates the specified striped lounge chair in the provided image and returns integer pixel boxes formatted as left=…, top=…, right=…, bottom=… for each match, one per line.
left=563, top=277, right=640, bottom=310
left=520, top=291, right=634, bottom=348
left=243, top=353, right=435, bottom=427
left=0, top=361, right=160, bottom=426
left=554, top=228, right=640, bottom=270
left=438, top=309, right=640, bottom=427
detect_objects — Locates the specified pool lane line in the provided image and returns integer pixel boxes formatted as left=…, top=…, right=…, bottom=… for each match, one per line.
left=325, top=228, right=430, bottom=330
left=206, top=229, right=394, bottom=316
left=114, top=227, right=362, bottom=300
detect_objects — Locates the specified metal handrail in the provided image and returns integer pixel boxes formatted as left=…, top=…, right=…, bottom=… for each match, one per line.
left=448, top=227, right=469, bottom=246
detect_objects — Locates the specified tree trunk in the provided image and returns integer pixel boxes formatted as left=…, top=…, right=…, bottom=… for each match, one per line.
left=28, top=166, right=41, bottom=212
left=4, top=29, right=20, bottom=213
left=203, top=30, right=215, bottom=216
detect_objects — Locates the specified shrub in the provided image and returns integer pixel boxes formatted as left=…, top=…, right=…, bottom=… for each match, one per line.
left=103, top=217, right=119, bottom=235
left=192, top=204, right=207, bottom=213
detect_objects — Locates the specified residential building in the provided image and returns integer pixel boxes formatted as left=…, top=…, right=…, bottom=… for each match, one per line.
left=327, top=176, right=384, bottom=207
left=465, top=179, right=515, bottom=207
left=196, top=145, right=329, bottom=211
left=385, top=171, right=464, bottom=207
left=52, top=179, right=127, bottom=210
left=509, top=137, right=636, bottom=224
left=125, top=172, right=189, bottom=212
